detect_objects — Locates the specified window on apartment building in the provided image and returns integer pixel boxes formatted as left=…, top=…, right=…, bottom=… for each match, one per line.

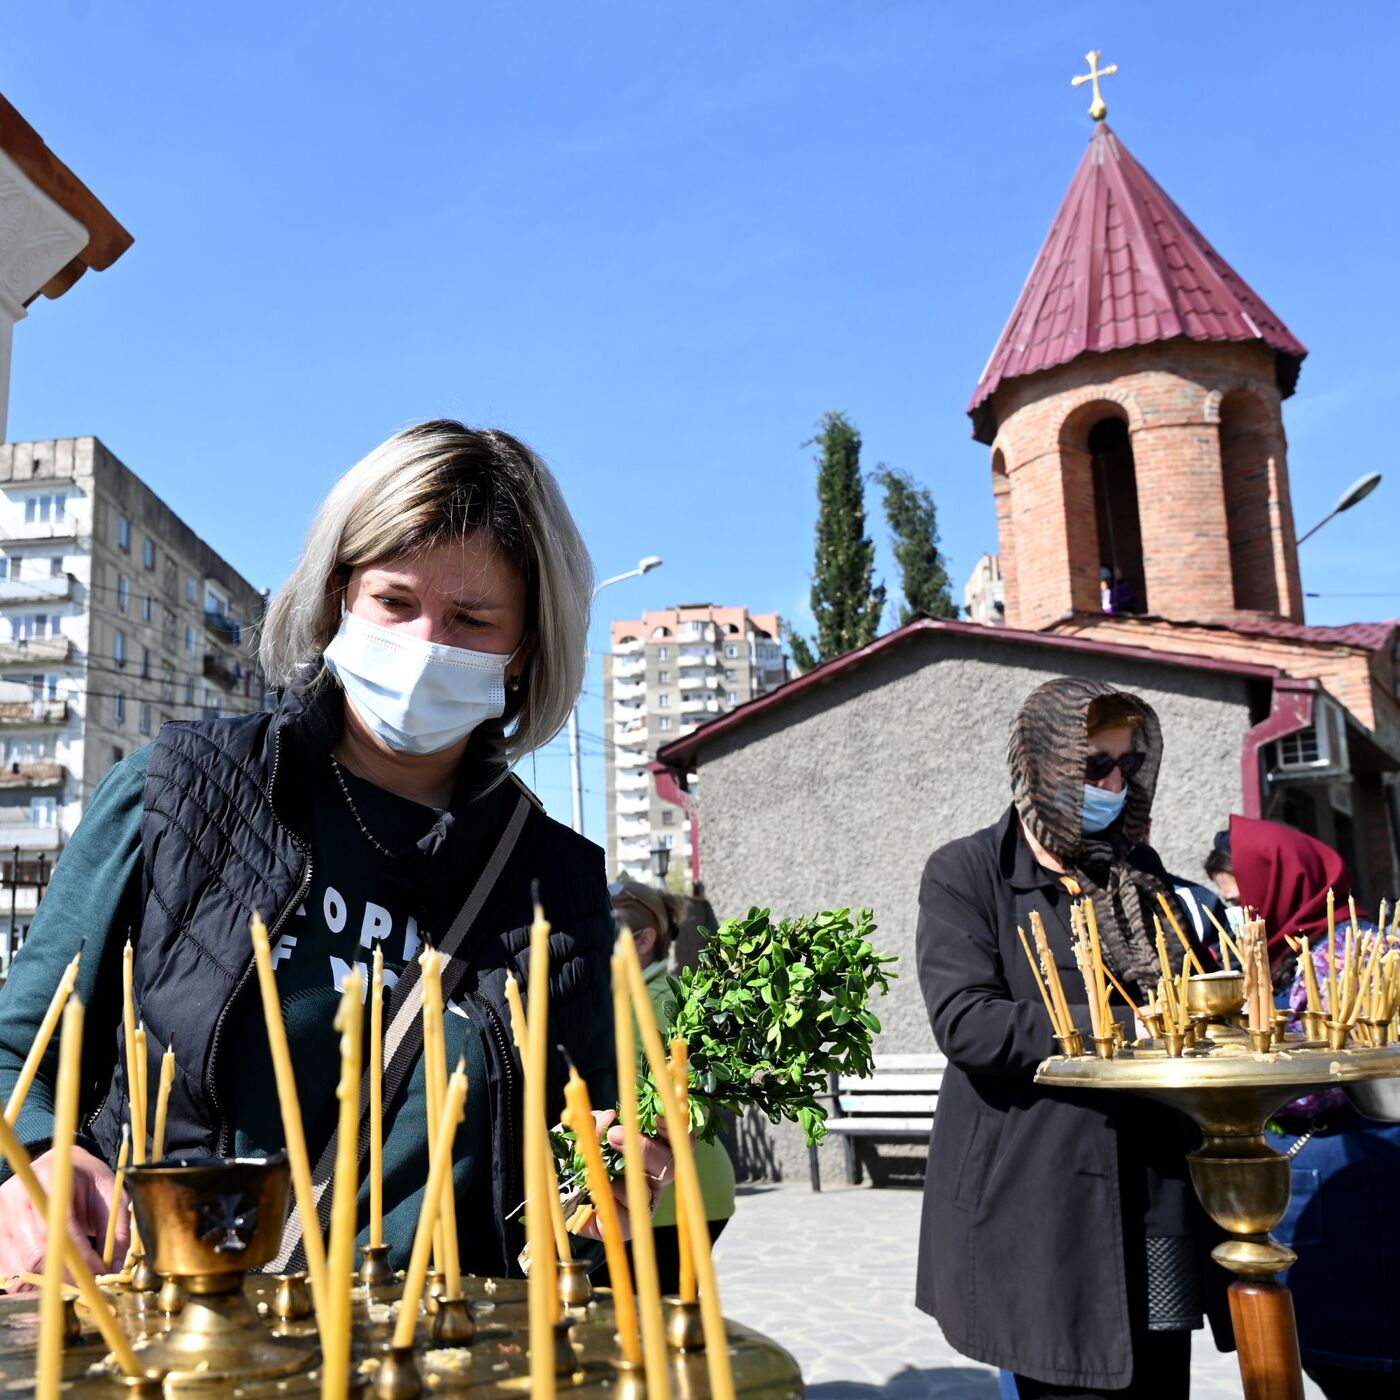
left=142, top=594, right=153, bottom=623
left=657, top=670, right=669, bottom=684
left=661, top=834, right=674, bottom=848
left=725, top=644, right=739, bottom=658
left=658, top=694, right=670, bottom=707
left=117, top=574, right=130, bottom=613
left=662, top=810, right=675, bottom=826
left=114, top=630, right=127, bottom=666
left=727, top=690, right=738, bottom=704
left=14, top=614, right=52, bottom=641
left=118, top=514, right=131, bottom=552
left=0, top=559, right=8, bottom=579
left=658, top=716, right=672, bottom=731
left=657, top=646, right=670, bottom=660
left=49, top=557, right=62, bottom=578
left=185, top=677, right=196, bottom=707
left=186, top=576, right=198, bottom=604
left=113, top=692, right=126, bottom=726
left=685, top=620, right=704, bottom=636
left=45, top=675, right=58, bottom=700
left=30, top=798, right=56, bottom=829
left=24, top=493, right=66, bottom=525
left=139, top=703, right=152, bottom=737
left=185, top=625, right=196, bottom=655
left=141, top=647, right=151, bottom=680
left=143, top=537, right=156, bottom=570
left=724, top=668, right=735, bottom=681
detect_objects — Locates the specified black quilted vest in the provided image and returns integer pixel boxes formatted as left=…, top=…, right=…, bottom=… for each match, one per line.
left=86, top=678, right=616, bottom=1274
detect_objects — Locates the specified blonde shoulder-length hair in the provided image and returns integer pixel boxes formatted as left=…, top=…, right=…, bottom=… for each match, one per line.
left=259, top=420, right=594, bottom=771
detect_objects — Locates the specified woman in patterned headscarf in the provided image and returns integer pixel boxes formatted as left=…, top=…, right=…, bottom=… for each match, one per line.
left=914, top=677, right=1226, bottom=1400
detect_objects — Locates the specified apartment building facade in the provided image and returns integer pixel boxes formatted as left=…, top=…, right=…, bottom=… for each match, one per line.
left=0, top=436, right=266, bottom=963
left=604, top=604, right=786, bottom=882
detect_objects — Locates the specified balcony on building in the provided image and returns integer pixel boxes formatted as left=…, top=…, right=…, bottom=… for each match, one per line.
left=0, top=523, right=80, bottom=548
left=612, top=653, right=646, bottom=677
left=677, top=651, right=716, bottom=669
left=0, top=574, right=74, bottom=606
left=203, top=652, right=241, bottom=690
left=204, top=609, right=242, bottom=644
left=0, top=762, right=64, bottom=793
left=0, top=809, right=61, bottom=852
left=615, top=723, right=649, bottom=749
left=612, top=679, right=646, bottom=703
left=615, top=768, right=650, bottom=794
left=0, top=637, right=70, bottom=665
left=0, top=698, right=67, bottom=726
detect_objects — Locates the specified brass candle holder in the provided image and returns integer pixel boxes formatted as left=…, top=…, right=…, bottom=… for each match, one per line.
left=121, top=1153, right=318, bottom=1386
left=430, top=1296, right=476, bottom=1347
left=1054, top=1030, right=1085, bottom=1058
left=664, top=1294, right=706, bottom=1351
left=358, top=1242, right=396, bottom=1288
left=557, top=1257, right=593, bottom=1309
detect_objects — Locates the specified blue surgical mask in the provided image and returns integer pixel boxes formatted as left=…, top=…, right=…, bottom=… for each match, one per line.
left=1082, top=783, right=1127, bottom=834
left=324, top=613, right=515, bottom=755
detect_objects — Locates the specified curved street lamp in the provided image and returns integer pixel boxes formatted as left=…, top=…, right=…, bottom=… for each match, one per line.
left=1296, top=472, right=1383, bottom=544
left=569, top=555, right=664, bottom=834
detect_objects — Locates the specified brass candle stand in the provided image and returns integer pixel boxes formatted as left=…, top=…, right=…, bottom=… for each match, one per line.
left=1037, top=1023, right=1400, bottom=1400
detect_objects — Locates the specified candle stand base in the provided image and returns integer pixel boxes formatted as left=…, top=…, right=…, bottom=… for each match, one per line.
left=558, top=1259, right=593, bottom=1310
left=663, top=1295, right=705, bottom=1352
left=272, top=1272, right=313, bottom=1322
left=430, top=1296, right=476, bottom=1347
left=358, top=1244, right=395, bottom=1289
left=128, top=1252, right=160, bottom=1295
left=157, top=1275, right=186, bottom=1316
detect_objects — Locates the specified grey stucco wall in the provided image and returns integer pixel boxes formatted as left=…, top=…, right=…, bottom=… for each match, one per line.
left=691, top=632, right=1257, bottom=1182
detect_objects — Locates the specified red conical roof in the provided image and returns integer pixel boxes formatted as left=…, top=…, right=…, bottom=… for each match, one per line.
left=968, top=123, right=1307, bottom=444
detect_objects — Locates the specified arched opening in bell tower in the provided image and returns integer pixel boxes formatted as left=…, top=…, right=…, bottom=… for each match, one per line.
left=1219, top=389, right=1284, bottom=613
left=1087, top=416, right=1147, bottom=615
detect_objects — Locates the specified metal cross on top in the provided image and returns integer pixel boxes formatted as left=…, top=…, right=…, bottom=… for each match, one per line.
left=1071, top=50, right=1118, bottom=122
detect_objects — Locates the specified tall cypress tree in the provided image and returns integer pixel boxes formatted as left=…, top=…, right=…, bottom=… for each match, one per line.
left=875, top=465, right=958, bottom=624
left=788, top=412, right=885, bottom=671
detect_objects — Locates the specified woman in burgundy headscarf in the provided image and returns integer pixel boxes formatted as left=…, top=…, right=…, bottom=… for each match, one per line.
left=1211, top=815, right=1399, bottom=1398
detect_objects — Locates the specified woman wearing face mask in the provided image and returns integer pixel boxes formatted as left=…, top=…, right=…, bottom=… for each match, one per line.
left=0, top=420, right=671, bottom=1283
left=915, top=678, right=1228, bottom=1399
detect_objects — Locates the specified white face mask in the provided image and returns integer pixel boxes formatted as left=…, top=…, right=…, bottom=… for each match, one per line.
left=323, top=612, right=516, bottom=756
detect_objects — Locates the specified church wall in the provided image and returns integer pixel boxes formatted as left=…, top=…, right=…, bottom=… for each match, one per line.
left=686, top=630, right=1253, bottom=1183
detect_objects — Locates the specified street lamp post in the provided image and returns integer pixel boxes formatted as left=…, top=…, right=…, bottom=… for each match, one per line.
left=569, top=555, right=663, bottom=835
left=649, top=842, right=671, bottom=884
left=1295, top=472, right=1383, bottom=545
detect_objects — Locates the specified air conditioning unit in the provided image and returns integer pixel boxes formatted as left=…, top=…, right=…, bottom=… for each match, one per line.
left=1273, top=697, right=1350, bottom=778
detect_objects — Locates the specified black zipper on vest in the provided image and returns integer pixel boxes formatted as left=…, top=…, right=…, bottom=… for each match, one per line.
left=206, top=718, right=314, bottom=1155
left=467, top=986, right=524, bottom=1269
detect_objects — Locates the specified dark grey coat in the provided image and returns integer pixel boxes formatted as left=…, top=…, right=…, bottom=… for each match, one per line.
left=914, top=807, right=1230, bottom=1389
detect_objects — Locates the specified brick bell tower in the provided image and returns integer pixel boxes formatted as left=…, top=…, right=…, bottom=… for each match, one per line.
left=968, top=91, right=1308, bottom=633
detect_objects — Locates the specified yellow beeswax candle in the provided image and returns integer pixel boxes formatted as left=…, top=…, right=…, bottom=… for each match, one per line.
left=37, top=998, right=84, bottom=1400
left=621, top=934, right=735, bottom=1400
left=151, top=1041, right=176, bottom=1162
left=250, top=914, right=328, bottom=1324
left=561, top=1067, right=640, bottom=1365
left=369, top=945, right=385, bottom=1250
left=101, top=1123, right=130, bottom=1270
left=527, top=906, right=560, bottom=1400
left=669, top=1038, right=696, bottom=1302
left=322, top=971, right=363, bottom=1400
left=421, top=949, right=461, bottom=1295
left=121, top=944, right=144, bottom=1166
left=134, top=1026, right=149, bottom=1158
left=613, top=942, right=669, bottom=1400
left=503, top=973, right=573, bottom=1266
left=392, top=1061, right=468, bottom=1349
left=4, top=946, right=81, bottom=1125
left=0, top=1104, right=142, bottom=1376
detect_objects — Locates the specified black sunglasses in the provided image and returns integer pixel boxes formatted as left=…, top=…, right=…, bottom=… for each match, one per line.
left=1085, top=749, right=1146, bottom=784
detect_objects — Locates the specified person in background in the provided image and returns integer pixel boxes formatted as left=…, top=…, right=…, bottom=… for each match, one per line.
left=609, top=879, right=736, bottom=1294
left=1203, top=830, right=1237, bottom=907
left=917, top=678, right=1227, bottom=1399
left=1225, top=817, right=1400, bottom=1397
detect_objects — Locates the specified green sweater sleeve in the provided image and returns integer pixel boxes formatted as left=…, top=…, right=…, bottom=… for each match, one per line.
left=0, top=745, right=151, bottom=1176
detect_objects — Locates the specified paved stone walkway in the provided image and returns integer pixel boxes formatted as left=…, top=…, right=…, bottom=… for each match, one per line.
left=712, top=1183, right=1321, bottom=1398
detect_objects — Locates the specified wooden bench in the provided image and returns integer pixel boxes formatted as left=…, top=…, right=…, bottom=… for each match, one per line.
left=809, top=1051, right=946, bottom=1190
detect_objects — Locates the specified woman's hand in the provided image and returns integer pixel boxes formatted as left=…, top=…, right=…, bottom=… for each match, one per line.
left=572, top=1109, right=677, bottom=1242
left=0, top=1146, right=126, bottom=1287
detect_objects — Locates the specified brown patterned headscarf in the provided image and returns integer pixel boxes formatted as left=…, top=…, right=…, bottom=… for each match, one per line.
left=1008, top=677, right=1177, bottom=995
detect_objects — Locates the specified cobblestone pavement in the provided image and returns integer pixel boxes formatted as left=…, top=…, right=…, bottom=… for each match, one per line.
left=712, top=1183, right=1322, bottom=1399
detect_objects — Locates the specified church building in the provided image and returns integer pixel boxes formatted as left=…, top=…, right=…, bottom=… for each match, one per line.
left=650, top=88, right=1400, bottom=1182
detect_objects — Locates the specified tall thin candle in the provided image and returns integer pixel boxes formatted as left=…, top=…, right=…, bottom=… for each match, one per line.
left=421, top=949, right=461, bottom=1296
left=1327, top=888, right=1338, bottom=1017
left=37, top=998, right=83, bottom=1400
left=561, top=1066, right=640, bottom=1365
left=250, top=915, right=328, bottom=1333
left=101, top=1123, right=130, bottom=1270
left=369, top=945, right=385, bottom=1250
left=392, top=1060, right=468, bottom=1349
left=526, top=905, right=560, bottom=1400
left=621, top=935, right=736, bottom=1400
left=4, top=946, right=81, bottom=1125
left=134, top=1026, right=149, bottom=1158
left=612, top=943, right=669, bottom=1398
left=670, top=1037, right=696, bottom=1302
left=151, top=1041, right=176, bottom=1162
left=503, top=973, right=574, bottom=1266
left=321, top=971, right=363, bottom=1400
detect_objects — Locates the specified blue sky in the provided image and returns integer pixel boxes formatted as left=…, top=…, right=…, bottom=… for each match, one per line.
left=5, top=2, right=1398, bottom=843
